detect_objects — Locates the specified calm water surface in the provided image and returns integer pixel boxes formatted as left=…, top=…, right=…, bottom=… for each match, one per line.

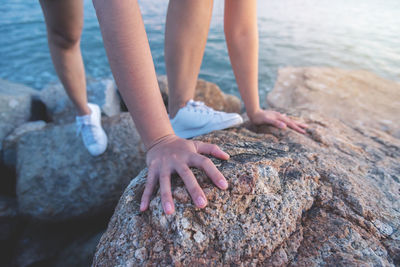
left=1, top=0, right=399, bottom=101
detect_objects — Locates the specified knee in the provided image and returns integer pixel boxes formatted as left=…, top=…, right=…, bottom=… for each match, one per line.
left=224, top=23, right=250, bottom=39
left=47, top=27, right=82, bottom=50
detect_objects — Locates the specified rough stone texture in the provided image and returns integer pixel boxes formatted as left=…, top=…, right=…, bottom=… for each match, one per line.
left=267, top=67, right=400, bottom=138
left=93, top=71, right=400, bottom=266
left=158, top=75, right=242, bottom=114
left=39, top=78, right=121, bottom=124
left=0, top=79, right=38, bottom=150
left=2, top=120, right=46, bottom=168
left=16, top=113, right=146, bottom=221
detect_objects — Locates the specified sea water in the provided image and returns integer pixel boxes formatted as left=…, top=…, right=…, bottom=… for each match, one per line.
left=1, top=0, right=399, bottom=101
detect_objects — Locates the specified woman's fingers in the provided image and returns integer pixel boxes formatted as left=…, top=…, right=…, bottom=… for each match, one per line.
left=195, top=141, right=229, bottom=160
left=263, top=115, right=287, bottom=129
left=298, top=122, right=309, bottom=129
left=159, top=166, right=174, bottom=215
left=175, top=164, right=208, bottom=208
left=279, top=115, right=306, bottom=134
left=140, top=166, right=157, bottom=212
left=189, top=154, right=228, bottom=190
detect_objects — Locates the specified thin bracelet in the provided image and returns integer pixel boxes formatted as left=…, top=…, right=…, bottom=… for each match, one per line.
left=145, top=133, right=176, bottom=152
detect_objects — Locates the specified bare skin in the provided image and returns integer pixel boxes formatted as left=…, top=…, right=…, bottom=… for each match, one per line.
left=93, top=0, right=229, bottom=215
left=40, top=0, right=90, bottom=116
left=165, top=0, right=308, bottom=133
left=165, top=0, right=214, bottom=118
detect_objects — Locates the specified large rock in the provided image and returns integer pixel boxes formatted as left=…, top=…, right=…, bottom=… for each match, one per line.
left=39, top=78, right=121, bottom=124
left=0, top=79, right=38, bottom=150
left=93, top=71, right=400, bottom=266
left=2, top=121, right=46, bottom=168
left=157, top=75, right=242, bottom=114
left=267, top=67, right=400, bottom=138
left=16, top=113, right=146, bottom=221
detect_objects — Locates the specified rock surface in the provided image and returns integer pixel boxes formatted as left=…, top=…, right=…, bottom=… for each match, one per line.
left=16, top=113, right=146, bottom=221
left=2, top=120, right=46, bottom=168
left=39, top=78, right=121, bottom=124
left=267, top=67, right=400, bottom=138
left=0, top=79, right=38, bottom=150
left=93, top=71, right=400, bottom=266
left=158, top=76, right=242, bottom=114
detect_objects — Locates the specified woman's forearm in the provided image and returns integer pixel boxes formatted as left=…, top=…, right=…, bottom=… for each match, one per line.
left=93, top=0, right=173, bottom=148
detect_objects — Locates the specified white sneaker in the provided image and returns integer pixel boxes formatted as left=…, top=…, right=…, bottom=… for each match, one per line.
left=170, top=100, right=243, bottom=138
left=76, top=103, right=108, bottom=156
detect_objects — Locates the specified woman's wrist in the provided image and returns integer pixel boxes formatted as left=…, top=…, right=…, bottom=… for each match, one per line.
left=145, top=133, right=176, bottom=152
left=246, top=106, right=262, bottom=121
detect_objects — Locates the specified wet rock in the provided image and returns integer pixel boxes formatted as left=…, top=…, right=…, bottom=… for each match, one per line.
left=16, top=113, right=145, bottom=221
left=93, top=70, right=400, bottom=266
left=2, top=121, right=46, bottom=169
left=267, top=67, right=400, bottom=138
left=0, top=79, right=39, bottom=150
left=157, top=75, right=241, bottom=113
left=39, top=78, right=121, bottom=124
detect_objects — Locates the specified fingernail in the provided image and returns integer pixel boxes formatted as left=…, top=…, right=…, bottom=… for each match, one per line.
left=164, top=202, right=173, bottom=214
left=218, top=179, right=228, bottom=189
left=140, top=202, right=146, bottom=211
left=279, top=122, right=286, bottom=128
left=197, top=196, right=206, bottom=207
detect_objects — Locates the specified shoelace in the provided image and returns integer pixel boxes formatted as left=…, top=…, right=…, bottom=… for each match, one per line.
left=187, top=100, right=214, bottom=114
left=76, top=123, right=100, bottom=146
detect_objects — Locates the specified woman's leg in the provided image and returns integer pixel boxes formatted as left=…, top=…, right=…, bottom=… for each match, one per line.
left=164, top=0, right=214, bottom=118
left=40, top=0, right=89, bottom=116
left=224, top=0, right=260, bottom=117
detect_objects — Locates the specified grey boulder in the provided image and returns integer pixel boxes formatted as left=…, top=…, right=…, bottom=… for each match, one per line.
left=0, top=79, right=38, bottom=150
left=16, top=113, right=145, bottom=221
left=2, top=120, right=46, bottom=168
left=39, top=78, right=121, bottom=124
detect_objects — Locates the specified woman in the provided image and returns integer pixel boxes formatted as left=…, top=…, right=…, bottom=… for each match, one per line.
left=41, top=0, right=306, bottom=216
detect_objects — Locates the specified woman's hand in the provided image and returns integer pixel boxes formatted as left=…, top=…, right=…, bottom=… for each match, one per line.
left=249, top=109, right=308, bottom=134
left=140, top=135, right=230, bottom=215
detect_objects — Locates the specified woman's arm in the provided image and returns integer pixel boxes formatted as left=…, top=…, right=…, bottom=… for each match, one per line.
left=94, top=0, right=171, bottom=146
left=224, top=0, right=307, bottom=134
left=92, top=0, right=229, bottom=214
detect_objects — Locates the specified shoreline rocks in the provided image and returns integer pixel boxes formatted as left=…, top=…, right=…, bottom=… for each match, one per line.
left=94, top=113, right=400, bottom=266
left=39, top=78, right=122, bottom=124
left=267, top=67, right=400, bottom=138
left=0, top=76, right=243, bottom=266
left=93, top=69, right=400, bottom=266
left=1, top=69, right=399, bottom=266
left=0, top=79, right=41, bottom=150
left=16, top=113, right=146, bottom=222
